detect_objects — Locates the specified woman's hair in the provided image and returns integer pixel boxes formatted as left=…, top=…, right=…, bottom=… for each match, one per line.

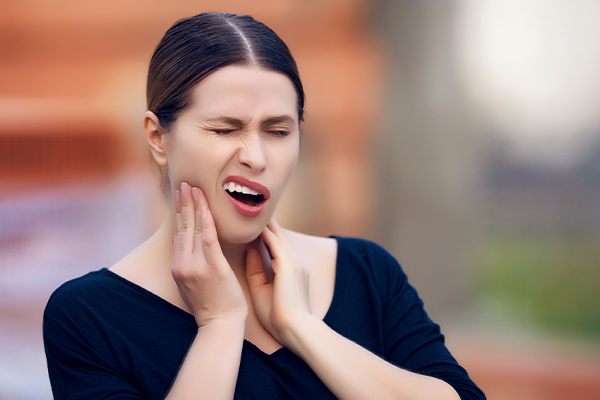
left=146, top=12, right=306, bottom=197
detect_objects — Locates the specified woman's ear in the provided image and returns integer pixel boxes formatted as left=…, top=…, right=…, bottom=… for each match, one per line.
left=144, top=110, right=168, bottom=168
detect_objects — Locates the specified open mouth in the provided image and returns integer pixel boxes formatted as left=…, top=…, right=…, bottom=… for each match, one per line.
left=225, top=189, right=265, bottom=206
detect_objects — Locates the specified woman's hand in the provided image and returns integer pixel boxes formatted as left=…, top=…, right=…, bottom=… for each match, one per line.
left=171, top=181, right=248, bottom=328
left=244, top=218, right=313, bottom=345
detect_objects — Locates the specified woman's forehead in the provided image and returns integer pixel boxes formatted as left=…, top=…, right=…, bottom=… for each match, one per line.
left=188, top=65, right=297, bottom=119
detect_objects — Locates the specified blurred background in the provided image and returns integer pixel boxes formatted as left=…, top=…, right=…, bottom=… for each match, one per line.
left=1, top=0, right=599, bottom=398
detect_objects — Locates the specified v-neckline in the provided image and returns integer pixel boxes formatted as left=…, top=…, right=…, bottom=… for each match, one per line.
left=245, top=235, right=342, bottom=357
left=100, top=235, right=343, bottom=358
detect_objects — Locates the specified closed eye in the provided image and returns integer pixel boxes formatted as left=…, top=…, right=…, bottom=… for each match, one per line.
left=213, top=129, right=289, bottom=137
left=212, top=129, right=236, bottom=135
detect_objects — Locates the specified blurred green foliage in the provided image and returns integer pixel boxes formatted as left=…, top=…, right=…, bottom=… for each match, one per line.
left=476, top=232, right=600, bottom=340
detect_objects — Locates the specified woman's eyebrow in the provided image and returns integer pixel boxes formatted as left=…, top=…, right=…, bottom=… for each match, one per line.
left=203, top=115, right=296, bottom=127
left=260, top=115, right=296, bottom=126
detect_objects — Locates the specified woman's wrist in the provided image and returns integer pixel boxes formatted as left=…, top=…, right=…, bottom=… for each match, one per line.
left=279, top=314, right=322, bottom=353
left=198, top=314, right=247, bottom=331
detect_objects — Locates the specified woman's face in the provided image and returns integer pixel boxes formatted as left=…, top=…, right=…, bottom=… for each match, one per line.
left=160, top=65, right=300, bottom=244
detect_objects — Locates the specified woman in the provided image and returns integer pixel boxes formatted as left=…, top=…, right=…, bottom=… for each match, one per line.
left=43, top=11, right=486, bottom=400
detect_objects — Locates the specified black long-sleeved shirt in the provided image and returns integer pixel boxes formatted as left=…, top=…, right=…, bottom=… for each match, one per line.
left=43, top=235, right=486, bottom=399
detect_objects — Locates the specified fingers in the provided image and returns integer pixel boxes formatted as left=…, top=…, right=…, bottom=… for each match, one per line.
left=173, top=186, right=191, bottom=263
left=174, top=188, right=183, bottom=253
left=190, top=186, right=206, bottom=260
left=265, top=217, right=291, bottom=251
left=266, top=218, right=282, bottom=235
left=179, top=182, right=195, bottom=256
left=260, top=226, right=282, bottom=264
left=190, top=185, right=227, bottom=268
left=244, top=243, right=273, bottom=321
left=245, top=245, right=269, bottom=286
left=267, top=218, right=289, bottom=248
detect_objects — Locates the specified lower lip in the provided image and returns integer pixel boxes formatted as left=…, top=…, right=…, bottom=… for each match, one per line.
left=225, top=191, right=266, bottom=217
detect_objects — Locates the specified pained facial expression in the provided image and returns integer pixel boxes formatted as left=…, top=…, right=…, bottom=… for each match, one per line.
left=163, top=65, right=300, bottom=244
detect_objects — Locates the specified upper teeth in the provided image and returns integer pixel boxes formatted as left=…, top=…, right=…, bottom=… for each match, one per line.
left=223, top=182, right=262, bottom=196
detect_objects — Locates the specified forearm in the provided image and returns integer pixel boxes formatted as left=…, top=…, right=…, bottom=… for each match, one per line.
left=166, top=318, right=246, bottom=400
left=283, top=316, right=460, bottom=400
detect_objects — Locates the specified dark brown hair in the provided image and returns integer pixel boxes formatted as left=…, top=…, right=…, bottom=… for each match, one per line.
left=146, top=12, right=306, bottom=196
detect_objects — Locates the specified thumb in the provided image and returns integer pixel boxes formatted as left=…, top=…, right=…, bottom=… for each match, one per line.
left=245, top=245, right=273, bottom=331
left=245, top=246, right=270, bottom=289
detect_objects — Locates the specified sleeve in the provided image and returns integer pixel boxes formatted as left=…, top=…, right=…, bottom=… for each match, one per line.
left=375, top=244, right=487, bottom=400
left=42, top=286, right=145, bottom=400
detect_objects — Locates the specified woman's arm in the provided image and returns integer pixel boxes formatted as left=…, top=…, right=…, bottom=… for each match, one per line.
left=246, top=229, right=485, bottom=400
left=165, top=317, right=246, bottom=400
left=44, top=311, right=246, bottom=400
left=166, top=183, right=249, bottom=399
left=282, top=316, right=460, bottom=400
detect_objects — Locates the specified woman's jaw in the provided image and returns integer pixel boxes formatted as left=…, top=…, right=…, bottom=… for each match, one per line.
left=161, top=182, right=275, bottom=246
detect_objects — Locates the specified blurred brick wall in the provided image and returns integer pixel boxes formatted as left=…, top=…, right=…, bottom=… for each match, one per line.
left=0, top=0, right=382, bottom=236
left=0, top=3, right=382, bottom=396
left=2, top=2, right=600, bottom=399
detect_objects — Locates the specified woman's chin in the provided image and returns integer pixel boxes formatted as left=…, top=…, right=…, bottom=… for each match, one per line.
left=212, top=204, right=273, bottom=244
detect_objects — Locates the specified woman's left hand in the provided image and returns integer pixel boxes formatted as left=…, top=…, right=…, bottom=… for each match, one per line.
left=245, top=218, right=313, bottom=345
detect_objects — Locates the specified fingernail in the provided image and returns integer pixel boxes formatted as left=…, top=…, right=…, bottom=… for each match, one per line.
left=181, top=182, right=190, bottom=197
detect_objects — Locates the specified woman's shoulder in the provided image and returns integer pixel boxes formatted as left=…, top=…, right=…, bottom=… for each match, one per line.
left=43, top=268, right=116, bottom=320
left=280, top=228, right=333, bottom=261
left=47, top=268, right=105, bottom=299
left=281, top=228, right=330, bottom=244
left=283, top=229, right=404, bottom=276
left=282, top=228, right=387, bottom=251
left=324, top=232, right=402, bottom=265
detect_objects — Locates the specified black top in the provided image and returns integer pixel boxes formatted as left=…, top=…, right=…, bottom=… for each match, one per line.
left=43, top=235, right=486, bottom=399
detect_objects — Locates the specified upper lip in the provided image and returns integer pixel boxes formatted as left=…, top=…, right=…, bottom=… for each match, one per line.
left=223, top=175, right=271, bottom=200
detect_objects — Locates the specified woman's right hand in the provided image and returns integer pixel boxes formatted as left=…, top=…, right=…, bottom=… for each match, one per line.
left=171, top=181, right=248, bottom=328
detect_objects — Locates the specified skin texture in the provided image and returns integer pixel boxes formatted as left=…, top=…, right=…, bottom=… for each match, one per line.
left=118, top=65, right=461, bottom=399
left=143, top=65, right=311, bottom=399
left=145, top=65, right=304, bottom=329
left=148, top=65, right=299, bottom=259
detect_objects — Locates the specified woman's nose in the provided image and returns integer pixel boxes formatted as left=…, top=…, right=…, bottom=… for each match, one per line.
left=237, top=132, right=267, bottom=172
